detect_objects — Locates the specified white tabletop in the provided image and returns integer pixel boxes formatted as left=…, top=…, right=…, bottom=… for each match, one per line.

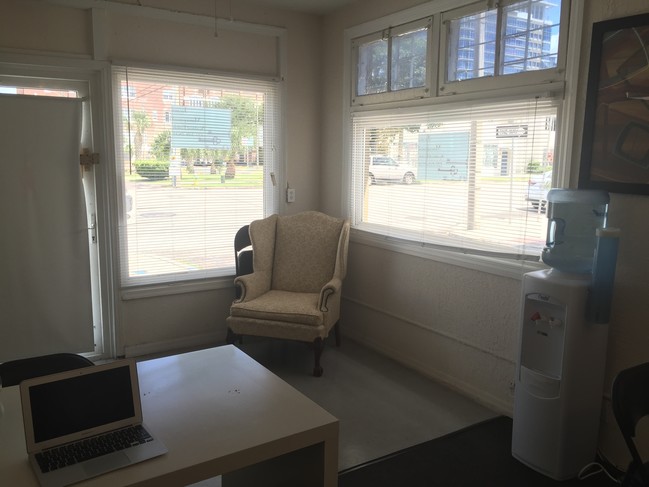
left=0, top=345, right=339, bottom=486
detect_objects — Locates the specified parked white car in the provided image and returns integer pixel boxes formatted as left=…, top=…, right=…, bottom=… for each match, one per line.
left=526, top=170, right=552, bottom=210
left=368, top=155, right=417, bottom=185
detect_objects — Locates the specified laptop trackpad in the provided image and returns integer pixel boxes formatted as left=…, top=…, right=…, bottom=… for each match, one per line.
left=83, top=451, right=131, bottom=476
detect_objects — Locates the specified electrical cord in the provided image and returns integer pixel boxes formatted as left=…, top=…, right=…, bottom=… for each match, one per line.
left=577, top=462, right=622, bottom=483
left=577, top=450, right=626, bottom=484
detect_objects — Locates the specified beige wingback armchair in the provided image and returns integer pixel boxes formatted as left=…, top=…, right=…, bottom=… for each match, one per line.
left=226, top=211, right=350, bottom=376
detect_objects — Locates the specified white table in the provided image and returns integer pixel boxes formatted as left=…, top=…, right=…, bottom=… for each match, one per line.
left=0, top=345, right=339, bottom=486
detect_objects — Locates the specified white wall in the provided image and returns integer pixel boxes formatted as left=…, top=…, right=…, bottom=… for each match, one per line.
left=321, top=0, right=649, bottom=466
left=0, top=0, right=323, bottom=357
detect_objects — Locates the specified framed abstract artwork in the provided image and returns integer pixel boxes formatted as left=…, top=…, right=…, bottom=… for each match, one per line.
left=579, top=13, right=649, bottom=195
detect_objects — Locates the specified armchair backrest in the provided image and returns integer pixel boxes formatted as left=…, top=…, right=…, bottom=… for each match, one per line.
left=249, top=211, right=350, bottom=294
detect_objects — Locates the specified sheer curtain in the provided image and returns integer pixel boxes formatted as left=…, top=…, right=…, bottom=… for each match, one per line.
left=0, top=94, right=94, bottom=362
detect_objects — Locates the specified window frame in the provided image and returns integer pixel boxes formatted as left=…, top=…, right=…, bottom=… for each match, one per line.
left=342, top=0, right=582, bottom=279
left=0, top=57, right=115, bottom=360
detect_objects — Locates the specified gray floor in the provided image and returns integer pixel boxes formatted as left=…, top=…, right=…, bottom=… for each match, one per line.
left=234, top=336, right=497, bottom=471
left=187, top=337, right=497, bottom=486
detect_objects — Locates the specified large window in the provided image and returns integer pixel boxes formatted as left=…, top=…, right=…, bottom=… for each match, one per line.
left=113, top=67, right=280, bottom=286
left=347, top=0, right=569, bottom=263
left=351, top=97, right=557, bottom=259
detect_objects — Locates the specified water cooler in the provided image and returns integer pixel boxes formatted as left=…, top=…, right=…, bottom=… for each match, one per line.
left=512, top=189, right=620, bottom=480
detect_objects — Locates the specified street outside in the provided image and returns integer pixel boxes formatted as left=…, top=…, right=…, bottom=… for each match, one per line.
left=366, top=179, right=548, bottom=254
left=122, top=174, right=547, bottom=279
left=124, top=170, right=263, bottom=279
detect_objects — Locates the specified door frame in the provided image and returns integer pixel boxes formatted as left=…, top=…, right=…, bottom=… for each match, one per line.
left=0, top=54, right=117, bottom=360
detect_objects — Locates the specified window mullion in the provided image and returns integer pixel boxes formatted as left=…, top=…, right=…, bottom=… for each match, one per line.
left=386, top=28, right=393, bottom=93
left=494, top=3, right=504, bottom=76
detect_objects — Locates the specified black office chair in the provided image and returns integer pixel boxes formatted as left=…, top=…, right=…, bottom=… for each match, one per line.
left=0, top=353, right=94, bottom=387
left=227, top=225, right=253, bottom=345
left=612, top=362, right=649, bottom=487
left=234, top=224, right=253, bottom=280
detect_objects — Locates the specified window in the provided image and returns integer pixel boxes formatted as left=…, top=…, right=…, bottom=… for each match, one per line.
left=351, top=97, right=557, bottom=259
left=347, top=0, right=570, bottom=264
left=121, top=84, right=136, bottom=100
left=113, top=67, right=280, bottom=286
left=445, top=0, right=561, bottom=82
left=352, top=17, right=432, bottom=105
left=440, top=0, right=566, bottom=94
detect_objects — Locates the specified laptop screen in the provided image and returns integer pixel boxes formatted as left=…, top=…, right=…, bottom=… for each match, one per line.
left=29, top=365, right=135, bottom=443
left=21, top=360, right=143, bottom=452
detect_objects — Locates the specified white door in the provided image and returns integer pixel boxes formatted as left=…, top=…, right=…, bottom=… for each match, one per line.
left=0, top=73, right=106, bottom=361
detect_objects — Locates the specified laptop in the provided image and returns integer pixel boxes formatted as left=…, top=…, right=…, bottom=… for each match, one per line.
left=19, top=359, right=167, bottom=487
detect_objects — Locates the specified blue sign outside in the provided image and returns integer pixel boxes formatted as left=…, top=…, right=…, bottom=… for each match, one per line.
left=418, top=132, right=470, bottom=180
left=171, top=106, right=232, bottom=150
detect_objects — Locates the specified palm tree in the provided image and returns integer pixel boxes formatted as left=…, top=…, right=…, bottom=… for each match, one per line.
left=132, top=111, right=150, bottom=160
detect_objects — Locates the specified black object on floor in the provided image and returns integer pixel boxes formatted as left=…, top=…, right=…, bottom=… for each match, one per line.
left=338, top=416, right=618, bottom=487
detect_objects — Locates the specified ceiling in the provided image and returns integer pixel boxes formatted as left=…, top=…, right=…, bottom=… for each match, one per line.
left=243, top=0, right=358, bottom=15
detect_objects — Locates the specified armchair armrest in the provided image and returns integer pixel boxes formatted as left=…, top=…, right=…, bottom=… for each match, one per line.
left=318, top=277, right=342, bottom=312
left=233, top=271, right=271, bottom=303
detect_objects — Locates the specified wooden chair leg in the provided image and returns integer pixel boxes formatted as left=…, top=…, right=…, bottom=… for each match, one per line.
left=313, top=337, right=324, bottom=377
left=334, top=321, right=341, bottom=347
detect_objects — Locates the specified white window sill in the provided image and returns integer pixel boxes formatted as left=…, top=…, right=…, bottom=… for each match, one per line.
left=350, top=228, right=547, bottom=281
left=120, top=230, right=547, bottom=301
left=120, top=275, right=234, bottom=300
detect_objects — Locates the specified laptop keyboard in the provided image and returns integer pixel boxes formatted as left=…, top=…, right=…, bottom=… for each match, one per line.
left=35, top=425, right=153, bottom=473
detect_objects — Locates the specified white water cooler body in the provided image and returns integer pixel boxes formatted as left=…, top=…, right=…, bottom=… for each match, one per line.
left=512, top=269, right=609, bottom=480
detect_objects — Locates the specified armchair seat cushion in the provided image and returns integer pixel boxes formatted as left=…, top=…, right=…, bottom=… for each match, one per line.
left=230, top=290, right=323, bottom=327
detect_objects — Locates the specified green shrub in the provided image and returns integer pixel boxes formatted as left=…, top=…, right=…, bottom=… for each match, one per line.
left=134, top=159, right=169, bottom=180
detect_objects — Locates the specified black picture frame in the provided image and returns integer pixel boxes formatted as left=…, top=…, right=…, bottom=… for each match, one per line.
left=578, top=12, right=649, bottom=195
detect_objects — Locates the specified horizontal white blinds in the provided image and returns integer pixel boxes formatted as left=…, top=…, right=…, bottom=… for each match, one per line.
left=350, top=96, right=558, bottom=260
left=113, top=66, right=279, bottom=286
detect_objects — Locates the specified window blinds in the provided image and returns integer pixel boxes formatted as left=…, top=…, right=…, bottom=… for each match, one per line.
left=350, top=96, right=558, bottom=260
left=113, top=66, right=280, bottom=286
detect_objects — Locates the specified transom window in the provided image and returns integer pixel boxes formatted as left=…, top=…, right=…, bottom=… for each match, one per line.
left=352, top=17, right=432, bottom=105
left=445, top=0, right=562, bottom=82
